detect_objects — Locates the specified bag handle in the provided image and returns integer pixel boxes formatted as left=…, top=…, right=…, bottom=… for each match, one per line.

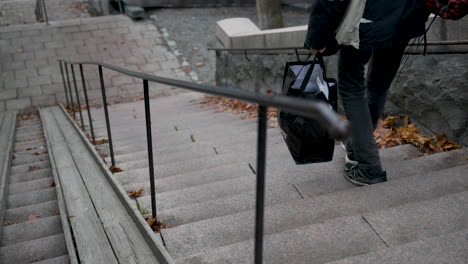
left=299, top=53, right=327, bottom=92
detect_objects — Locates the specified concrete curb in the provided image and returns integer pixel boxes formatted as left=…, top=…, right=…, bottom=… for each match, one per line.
left=57, top=104, right=175, bottom=264
left=0, top=112, right=17, bottom=243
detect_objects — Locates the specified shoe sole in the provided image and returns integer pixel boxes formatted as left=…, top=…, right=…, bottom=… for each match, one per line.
left=342, top=171, right=368, bottom=186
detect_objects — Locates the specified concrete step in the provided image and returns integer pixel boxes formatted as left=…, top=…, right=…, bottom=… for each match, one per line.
left=267, top=146, right=467, bottom=200
left=95, top=118, right=258, bottom=147
left=0, top=234, right=68, bottom=264
left=99, top=128, right=281, bottom=156
left=91, top=114, right=256, bottom=136
left=326, top=229, right=467, bottom=264
left=9, top=168, right=52, bottom=184
left=114, top=152, right=254, bottom=182
left=162, top=164, right=467, bottom=258
left=15, top=134, right=45, bottom=143
left=14, top=137, right=45, bottom=148
left=11, top=153, right=49, bottom=166
left=1, top=216, right=63, bottom=246
left=361, top=191, right=467, bottom=247
left=137, top=173, right=300, bottom=212
left=15, top=124, right=42, bottom=132
left=114, top=135, right=285, bottom=173
left=101, top=131, right=282, bottom=164
left=10, top=160, right=50, bottom=175
left=4, top=200, right=59, bottom=223
left=122, top=162, right=254, bottom=194
left=13, top=146, right=49, bottom=156
left=90, top=107, right=234, bottom=131
left=15, top=131, right=44, bottom=139
left=93, top=119, right=259, bottom=148
left=7, top=187, right=57, bottom=209
left=178, top=215, right=387, bottom=263
left=34, top=255, right=70, bottom=264
left=90, top=105, right=239, bottom=129
left=8, top=177, right=55, bottom=194
left=91, top=117, right=257, bottom=141
left=105, top=132, right=283, bottom=164
left=178, top=191, right=467, bottom=263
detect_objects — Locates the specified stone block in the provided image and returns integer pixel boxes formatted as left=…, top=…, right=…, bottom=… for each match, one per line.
left=28, top=75, right=52, bottom=87
left=140, top=63, right=162, bottom=73
left=4, top=79, right=27, bottom=90
left=231, top=33, right=266, bottom=49
left=15, top=68, right=38, bottom=80
left=3, top=61, right=25, bottom=71
left=32, top=95, right=56, bottom=107
left=12, top=52, right=35, bottom=62
left=42, top=83, right=64, bottom=95
left=263, top=25, right=308, bottom=48
left=216, top=18, right=260, bottom=48
left=18, top=86, right=42, bottom=97
left=6, top=98, right=31, bottom=110
left=111, top=75, right=137, bottom=87
left=0, top=89, right=17, bottom=100
left=125, top=6, right=145, bottom=19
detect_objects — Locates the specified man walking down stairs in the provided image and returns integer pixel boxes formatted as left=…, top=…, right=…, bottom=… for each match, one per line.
left=0, top=113, right=70, bottom=263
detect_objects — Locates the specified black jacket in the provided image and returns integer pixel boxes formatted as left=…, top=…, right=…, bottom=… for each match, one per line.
left=304, top=0, right=429, bottom=50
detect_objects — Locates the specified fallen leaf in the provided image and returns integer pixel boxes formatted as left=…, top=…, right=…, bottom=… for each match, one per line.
left=95, top=139, right=109, bottom=145
left=117, top=40, right=125, bottom=44
left=109, top=166, right=123, bottom=173
left=28, top=166, right=42, bottom=172
left=28, top=214, right=41, bottom=221
left=128, top=189, right=144, bottom=198
left=195, top=62, right=205, bottom=67
left=146, top=217, right=168, bottom=232
left=193, top=47, right=200, bottom=51
left=26, top=147, right=36, bottom=151
left=4, top=221, right=18, bottom=226
left=49, top=182, right=56, bottom=187
left=180, top=66, right=192, bottom=72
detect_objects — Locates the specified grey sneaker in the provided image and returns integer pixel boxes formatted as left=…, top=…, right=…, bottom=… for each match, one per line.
left=343, top=163, right=387, bottom=186
left=340, top=141, right=357, bottom=165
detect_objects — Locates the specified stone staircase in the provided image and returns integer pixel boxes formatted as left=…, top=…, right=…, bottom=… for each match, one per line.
left=0, top=113, right=71, bottom=263
left=78, top=92, right=467, bottom=263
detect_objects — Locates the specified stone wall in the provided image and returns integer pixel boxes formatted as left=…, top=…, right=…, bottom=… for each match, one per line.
left=0, top=15, right=188, bottom=112
left=0, top=0, right=37, bottom=26
left=215, top=51, right=468, bottom=146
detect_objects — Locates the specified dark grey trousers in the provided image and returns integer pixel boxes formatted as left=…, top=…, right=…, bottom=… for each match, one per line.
left=338, top=42, right=408, bottom=174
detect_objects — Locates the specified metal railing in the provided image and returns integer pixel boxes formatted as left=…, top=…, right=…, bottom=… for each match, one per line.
left=35, top=0, right=48, bottom=23
left=58, top=59, right=349, bottom=263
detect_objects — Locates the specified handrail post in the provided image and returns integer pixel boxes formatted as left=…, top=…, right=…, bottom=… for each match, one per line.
left=59, top=61, right=70, bottom=107
left=80, top=64, right=96, bottom=144
left=71, top=64, right=85, bottom=130
left=41, top=0, right=49, bottom=24
left=143, top=80, right=157, bottom=219
left=98, top=65, right=116, bottom=167
left=64, top=63, right=76, bottom=119
left=255, top=105, right=268, bottom=264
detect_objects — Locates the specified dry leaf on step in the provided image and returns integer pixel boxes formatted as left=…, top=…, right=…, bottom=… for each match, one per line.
left=128, top=189, right=144, bottom=198
left=28, top=214, right=42, bottom=221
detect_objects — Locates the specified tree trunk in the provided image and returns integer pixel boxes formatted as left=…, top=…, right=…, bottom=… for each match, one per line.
left=256, top=0, right=283, bottom=30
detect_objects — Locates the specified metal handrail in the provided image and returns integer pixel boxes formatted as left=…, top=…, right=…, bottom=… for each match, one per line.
left=58, top=59, right=349, bottom=264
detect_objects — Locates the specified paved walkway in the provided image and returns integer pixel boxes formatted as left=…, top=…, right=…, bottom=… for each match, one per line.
left=0, top=15, right=188, bottom=111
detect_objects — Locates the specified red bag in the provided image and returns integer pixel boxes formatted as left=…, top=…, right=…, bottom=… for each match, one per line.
left=424, top=0, right=468, bottom=20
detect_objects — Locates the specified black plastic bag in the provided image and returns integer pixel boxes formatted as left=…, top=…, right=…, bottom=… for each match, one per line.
left=279, top=54, right=338, bottom=164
